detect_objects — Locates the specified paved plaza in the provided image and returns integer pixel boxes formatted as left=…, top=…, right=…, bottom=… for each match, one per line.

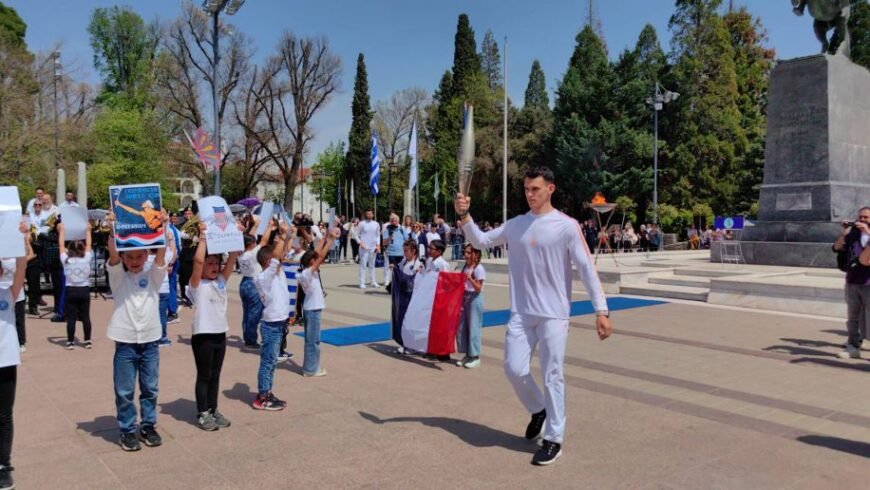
left=11, top=257, right=870, bottom=489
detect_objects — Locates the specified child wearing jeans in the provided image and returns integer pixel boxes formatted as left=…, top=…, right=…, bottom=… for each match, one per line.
left=297, top=225, right=339, bottom=377
left=456, top=244, right=485, bottom=369
left=106, top=211, right=169, bottom=452
left=0, top=221, right=30, bottom=490
left=187, top=222, right=239, bottom=431
left=252, top=220, right=292, bottom=411
left=238, top=223, right=274, bottom=349
left=58, top=221, right=94, bottom=350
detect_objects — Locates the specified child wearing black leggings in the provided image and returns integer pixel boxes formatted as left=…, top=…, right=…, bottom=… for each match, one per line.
left=187, top=221, right=239, bottom=431
left=59, top=221, right=93, bottom=349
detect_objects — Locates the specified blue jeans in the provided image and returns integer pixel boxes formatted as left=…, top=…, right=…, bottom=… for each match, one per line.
left=257, top=320, right=284, bottom=395
left=457, top=292, right=483, bottom=357
left=452, top=241, right=463, bottom=260
left=113, top=341, right=159, bottom=433
left=168, top=266, right=179, bottom=315
left=159, top=293, right=169, bottom=340
left=239, top=277, right=263, bottom=345
left=303, top=309, right=322, bottom=374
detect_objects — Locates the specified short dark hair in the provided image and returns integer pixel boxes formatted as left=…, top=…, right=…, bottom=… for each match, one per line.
left=256, top=246, right=273, bottom=266
left=300, top=250, right=317, bottom=269
left=428, top=239, right=446, bottom=254
left=524, top=166, right=555, bottom=183
left=859, top=206, right=870, bottom=214
left=403, top=239, right=419, bottom=256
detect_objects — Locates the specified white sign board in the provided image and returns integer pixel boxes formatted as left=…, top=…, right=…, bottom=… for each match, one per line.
left=0, top=187, right=24, bottom=258
left=60, top=205, right=89, bottom=241
left=255, top=202, right=275, bottom=236
left=197, top=196, right=244, bottom=255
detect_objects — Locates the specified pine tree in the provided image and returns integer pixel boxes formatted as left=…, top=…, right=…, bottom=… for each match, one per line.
left=346, top=53, right=373, bottom=212
left=480, top=30, right=502, bottom=90
left=850, top=0, right=870, bottom=71
left=667, top=0, right=746, bottom=213
left=452, top=14, right=481, bottom=98
left=524, top=60, right=549, bottom=111
left=724, top=7, right=775, bottom=214
left=552, top=25, right=614, bottom=212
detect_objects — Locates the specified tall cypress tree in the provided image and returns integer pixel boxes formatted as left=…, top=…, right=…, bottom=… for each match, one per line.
left=524, top=60, right=549, bottom=111
left=480, top=30, right=502, bottom=90
left=552, top=25, right=614, bottom=212
left=452, top=14, right=480, bottom=98
left=346, top=53, right=373, bottom=212
left=667, top=0, right=746, bottom=213
left=724, top=7, right=774, bottom=214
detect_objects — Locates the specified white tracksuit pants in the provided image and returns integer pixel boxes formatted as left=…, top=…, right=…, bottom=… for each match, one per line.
left=504, top=313, right=569, bottom=444
left=358, top=248, right=378, bottom=285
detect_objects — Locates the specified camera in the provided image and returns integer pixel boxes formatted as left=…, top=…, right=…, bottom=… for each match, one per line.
left=387, top=223, right=398, bottom=237
left=843, top=221, right=856, bottom=228
left=294, top=215, right=314, bottom=237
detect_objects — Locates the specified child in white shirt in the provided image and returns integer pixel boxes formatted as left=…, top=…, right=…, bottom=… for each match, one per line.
left=456, top=244, right=485, bottom=369
left=106, top=211, right=169, bottom=452
left=187, top=221, right=239, bottom=431
left=425, top=239, right=450, bottom=273
left=252, top=220, right=292, bottom=411
left=238, top=223, right=273, bottom=349
left=297, top=224, right=339, bottom=377
left=58, top=221, right=94, bottom=349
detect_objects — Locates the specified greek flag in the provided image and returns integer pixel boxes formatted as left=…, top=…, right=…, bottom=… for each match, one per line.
left=370, top=132, right=381, bottom=196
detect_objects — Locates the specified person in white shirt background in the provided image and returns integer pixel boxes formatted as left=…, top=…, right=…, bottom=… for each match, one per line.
left=348, top=217, right=360, bottom=263
left=187, top=221, right=240, bottom=431
left=297, top=222, right=340, bottom=377
left=356, top=210, right=381, bottom=289
left=63, top=192, right=79, bottom=207
left=105, top=210, right=169, bottom=452
left=58, top=221, right=94, bottom=350
left=0, top=221, right=29, bottom=490
left=456, top=165, right=612, bottom=466
left=24, top=187, right=44, bottom=216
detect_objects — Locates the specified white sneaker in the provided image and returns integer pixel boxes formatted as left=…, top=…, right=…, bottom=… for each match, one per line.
left=396, top=346, right=405, bottom=355
left=836, top=344, right=861, bottom=359
left=371, top=282, right=381, bottom=288
left=359, top=284, right=366, bottom=289
left=19, top=345, right=26, bottom=353
left=303, top=367, right=327, bottom=377
left=463, top=358, right=481, bottom=369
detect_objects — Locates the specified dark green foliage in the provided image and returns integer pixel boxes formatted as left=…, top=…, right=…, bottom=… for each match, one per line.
left=524, top=60, right=549, bottom=111
left=346, top=53, right=373, bottom=211
left=0, top=2, right=26, bottom=48
left=850, top=0, right=870, bottom=70
left=452, top=14, right=481, bottom=97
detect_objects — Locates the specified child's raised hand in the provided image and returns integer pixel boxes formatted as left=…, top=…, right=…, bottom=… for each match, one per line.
left=18, top=220, right=27, bottom=235
left=107, top=212, right=116, bottom=223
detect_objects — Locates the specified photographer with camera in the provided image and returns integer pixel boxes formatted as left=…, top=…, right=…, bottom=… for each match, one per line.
left=832, top=206, right=870, bottom=359
left=382, top=214, right=408, bottom=289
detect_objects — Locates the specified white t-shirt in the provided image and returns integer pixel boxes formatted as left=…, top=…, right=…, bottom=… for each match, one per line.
left=239, top=246, right=262, bottom=278
left=463, top=210, right=608, bottom=319
left=426, top=256, right=449, bottom=273
left=400, top=258, right=421, bottom=276
left=0, top=288, right=21, bottom=368
left=62, top=251, right=93, bottom=288
left=298, top=268, right=325, bottom=311
left=187, top=277, right=228, bottom=335
left=0, top=259, right=25, bottom=302
left=357, top=220, right=381, bottom=250
left=463, top=264, right=486, bottom=292
left=106, top=261, right=165, bottom=343
left=425, top=232, right=441, bottom=245
left=256, top=259, right=291, bottom=322
left=146, top=250, right=175, bottom=294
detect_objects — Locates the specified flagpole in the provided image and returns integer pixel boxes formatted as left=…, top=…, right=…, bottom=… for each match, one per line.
left=503, top=35, right=508, bottom=225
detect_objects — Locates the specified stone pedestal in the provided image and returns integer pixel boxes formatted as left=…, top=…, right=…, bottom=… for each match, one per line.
left=739, top=54, right=870, bottom=268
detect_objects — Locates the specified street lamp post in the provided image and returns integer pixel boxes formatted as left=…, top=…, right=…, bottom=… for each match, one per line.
left=646, top=83, right=679, bottom=251
left=202, top=0, right=246, bottom=196
left=53, top=51, right=61, bottom=172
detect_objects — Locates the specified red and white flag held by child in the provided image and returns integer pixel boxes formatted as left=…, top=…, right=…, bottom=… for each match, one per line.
left=401, top=271, right=466, bottom=355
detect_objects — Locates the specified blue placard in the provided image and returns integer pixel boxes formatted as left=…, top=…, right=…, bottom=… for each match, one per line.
left=714, top=216, right=744, bottom=230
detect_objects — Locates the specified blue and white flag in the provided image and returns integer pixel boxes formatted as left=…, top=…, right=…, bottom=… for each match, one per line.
left=370, top=132, right=381, bottom=196
left=408, top=119, right=418, bottom=190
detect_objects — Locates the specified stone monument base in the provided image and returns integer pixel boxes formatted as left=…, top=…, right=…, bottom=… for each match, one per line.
left=711, top=240, right=835, bottom=268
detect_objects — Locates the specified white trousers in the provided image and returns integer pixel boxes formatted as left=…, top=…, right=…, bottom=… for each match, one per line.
left=358, top=248, right=378, bottom=285
left=504, top=313, right=569, bottom=443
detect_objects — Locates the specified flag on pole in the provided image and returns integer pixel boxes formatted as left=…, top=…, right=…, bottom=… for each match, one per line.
left=184, top=127, right=221, bottom=172
left=408, top=118, right=418, bottom=190
left=401, top=271, right=466, bottom=355
left=433, top=172, right=440, bottom=199
left=370, top=132, right=381, bottom=196
left=350, top=179, right=355, bottom=204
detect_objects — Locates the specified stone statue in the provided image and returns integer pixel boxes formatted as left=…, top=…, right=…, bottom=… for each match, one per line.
left=792, top=0, right=852, bottom=57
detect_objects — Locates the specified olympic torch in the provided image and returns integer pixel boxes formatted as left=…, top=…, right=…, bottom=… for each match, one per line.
left=458, top=102, right=476, bottom=196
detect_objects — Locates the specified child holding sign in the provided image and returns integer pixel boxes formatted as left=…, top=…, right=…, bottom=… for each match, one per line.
left=58, top=221, right=94, bottom=350
left=187, top=222, right=239, bottom=431
left=106, top=210, right=169, bottom=452
left=297, top=223, right=340, bottom=377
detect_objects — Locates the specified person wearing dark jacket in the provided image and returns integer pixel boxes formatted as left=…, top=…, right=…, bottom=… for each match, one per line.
left=833, top=207, right=870, bottom=359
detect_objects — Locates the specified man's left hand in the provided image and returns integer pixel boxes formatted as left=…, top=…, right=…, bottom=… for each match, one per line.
left=596, top=316, right=612, bottom=341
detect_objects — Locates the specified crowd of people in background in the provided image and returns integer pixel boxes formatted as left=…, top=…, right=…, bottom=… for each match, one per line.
left=579, top=219, right=736, bottom=254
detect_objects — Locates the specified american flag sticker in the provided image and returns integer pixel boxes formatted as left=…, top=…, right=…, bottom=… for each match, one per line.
left=214, top=206, right=228, bottom=231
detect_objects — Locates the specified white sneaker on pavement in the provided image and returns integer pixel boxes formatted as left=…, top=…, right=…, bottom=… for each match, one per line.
left=359, top=284, right=366, bottom=289
left=836, top=344, right=861, bottom=359
left=371, top=282, right=381, bottom=288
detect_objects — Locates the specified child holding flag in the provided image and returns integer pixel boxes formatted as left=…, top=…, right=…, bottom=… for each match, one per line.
left=456, top=244, right=485, bottom=368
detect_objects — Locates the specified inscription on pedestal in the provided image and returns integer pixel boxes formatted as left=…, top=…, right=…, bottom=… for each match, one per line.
left=775, top=192, right=813, bottom=211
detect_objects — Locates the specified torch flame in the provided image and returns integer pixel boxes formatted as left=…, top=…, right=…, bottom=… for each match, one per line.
left=591, top=192, right=607, bottom=205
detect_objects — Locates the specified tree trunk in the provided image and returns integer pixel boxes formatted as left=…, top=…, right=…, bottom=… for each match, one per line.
left=283, top=171, right=295, bottom=213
